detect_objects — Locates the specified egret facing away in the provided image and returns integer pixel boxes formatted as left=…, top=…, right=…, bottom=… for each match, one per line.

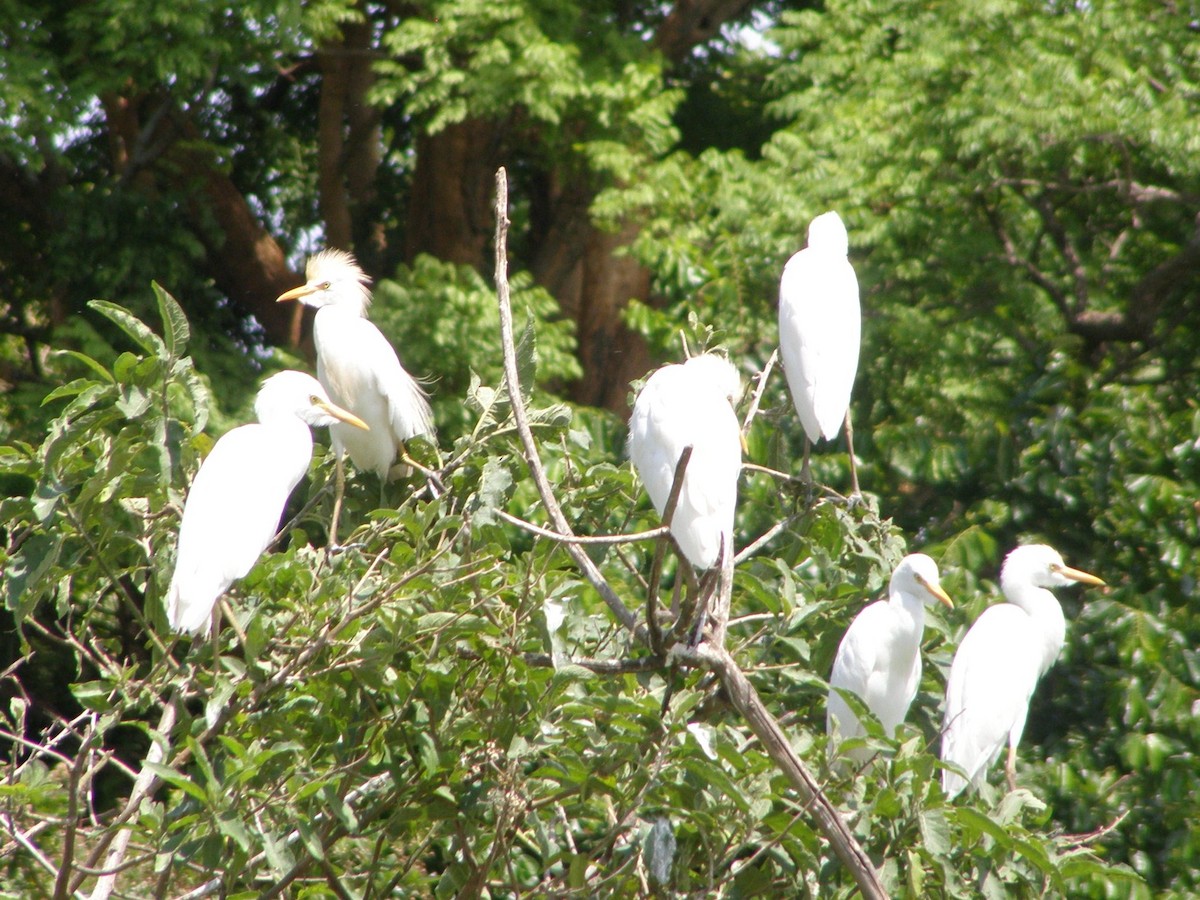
left=166, top=371, right=368, bottom=635
left=941, top=544, right=1105, bottom=797
left=778, top=211, right=862, bottom=493
left=628, top=353, right=743, bottom=571
left=827, top=553, right=954, bottom=760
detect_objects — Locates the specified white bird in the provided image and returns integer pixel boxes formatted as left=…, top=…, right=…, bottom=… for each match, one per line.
left=166, top=371, right=369, bottom=635
left=277, top=249, right=434, bottom=542
left=827, top=553, right=954, bottom=760
left=628, top=353, right=743, bottom=570
left=941, top=544, right=1105, bottom=797
left=778, top=210, right=861, bottom=492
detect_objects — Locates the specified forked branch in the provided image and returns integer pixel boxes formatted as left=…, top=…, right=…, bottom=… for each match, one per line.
left=491, top=167, right=886, bottom=899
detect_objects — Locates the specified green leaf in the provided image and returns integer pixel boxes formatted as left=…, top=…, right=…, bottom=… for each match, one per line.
left=153, top=281, right=190, bottom=357
left=88, top=299, right=166, bottom=357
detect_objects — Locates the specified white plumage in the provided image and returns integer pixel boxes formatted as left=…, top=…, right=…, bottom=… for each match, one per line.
left=827, top=553, right=954, bottom=759
left=277, top=249, right=434, bottom=480
left=941, top=544, right=1105, bottom=797
left=166, top=371, right=368, bottom=635
left=628, top=353, right=743, bottom=570
left=778, top=210, right=861, bottom=444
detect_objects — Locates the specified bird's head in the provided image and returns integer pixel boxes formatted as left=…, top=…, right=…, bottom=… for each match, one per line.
left=276, top=249, right=372, bottom=314
left=1001, top=544, right=1106, bottom=592
left=255, top=371, right=370, bottom=431
left=683, top=353, right=742, bottom=406
left=894, top=553, right=954, bottom=608
left=806, top=211, right=849, bottom=256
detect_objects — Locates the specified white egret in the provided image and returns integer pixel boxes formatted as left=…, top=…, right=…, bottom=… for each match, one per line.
left=166, top=371, right=369, bottom=635
left=941, top=544, right=1105, bottom=797
left=826, top=553, right=954, bottom=760
left=778, top=210, right=861, bottom=492
left=628, top=353, right=743, bottom=570
left=276, top=250, right=434, bottom=541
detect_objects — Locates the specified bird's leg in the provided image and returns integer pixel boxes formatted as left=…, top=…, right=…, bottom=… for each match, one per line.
left=329, top=454, right=347, bottom=549
left=219, top=597, right=249, bottom=649
left=842, top=409, right=861, bottom=498
left=687, top=566, right=721, bottom=647
left=1005, top=744, right=1019, bottom=792
left=800, top=437, right=818, bottom=506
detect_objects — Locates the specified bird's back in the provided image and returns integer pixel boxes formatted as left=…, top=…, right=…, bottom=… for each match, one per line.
left=941, top=603, right=1042, bottom=795
left=828, top=600, right=923, bottom=741
left=778, top=247, right=861, bottom=442
left=167, top=421, right=312, bottom=634
left=314, top=307, right=433, bottom=478
left=629, top=364, right=741, bottom=569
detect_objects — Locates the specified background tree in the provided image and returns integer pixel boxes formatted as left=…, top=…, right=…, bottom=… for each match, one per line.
left=2, top=0, right=1198, bottom=896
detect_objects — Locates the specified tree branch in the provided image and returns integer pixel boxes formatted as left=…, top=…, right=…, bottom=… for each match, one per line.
left=671, top=642, right=887, bottom=899
left=494, top=168, right=644, bottom=639
left=491, top=167, right=886, bottom=898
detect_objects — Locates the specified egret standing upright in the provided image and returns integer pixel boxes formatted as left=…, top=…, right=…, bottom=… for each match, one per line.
left=827, top=553, right=954, bottom=761
left=628, top=353, right=744, bottom=571
left=277, top=250, right=434, bottom=543
left=166, top=371, right=368, bottom=635
left=941, top=544, right=1105, bottom=797
left=778, top=210, right=861, bottom=493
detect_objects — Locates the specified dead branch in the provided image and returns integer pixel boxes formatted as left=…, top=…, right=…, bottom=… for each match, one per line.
left=491, top=167, right=887, bottom=899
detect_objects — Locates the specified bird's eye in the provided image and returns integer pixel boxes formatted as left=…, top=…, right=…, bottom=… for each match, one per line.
left=309, top=394, right=321, bottom=405
left=318, top=281, right=331, bottom=290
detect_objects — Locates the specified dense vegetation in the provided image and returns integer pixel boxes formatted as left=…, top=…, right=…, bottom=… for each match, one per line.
left=2, top=0, right=1197, bottom=896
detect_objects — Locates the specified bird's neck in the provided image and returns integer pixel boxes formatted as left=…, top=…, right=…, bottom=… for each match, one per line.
left=890, top=592, right=926, bottom=648
left=315, top=301, right=368, bottom=321
left=1005, top=584, right=1067, bottom=675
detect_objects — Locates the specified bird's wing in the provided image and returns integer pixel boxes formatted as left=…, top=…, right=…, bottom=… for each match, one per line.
left=941, top=605, right=1041, bottom=794
left=628, top=372, right=688, bottom=516
left=316, top=313, right=433, bottom=440
left=828, top=601, right=889, bottom=737
left=778, top=251, right=861, bottom=440
left=166, top=423, right=312, bottom=634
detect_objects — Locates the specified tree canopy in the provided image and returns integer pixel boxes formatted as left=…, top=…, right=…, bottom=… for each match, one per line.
left=2, top=0, right=1198, bottom=896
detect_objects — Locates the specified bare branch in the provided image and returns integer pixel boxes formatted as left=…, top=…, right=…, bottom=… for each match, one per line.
left=523, top=653, right=665, bottom=674
left=646, top=446, right=694, bottom=654
left=493, top=167, right=644, bottom=639
left=495, top=509, right=669, bottom=546
left=671, top=642, right=887, bottom=899
left=741, top=349, right=778, bottom=435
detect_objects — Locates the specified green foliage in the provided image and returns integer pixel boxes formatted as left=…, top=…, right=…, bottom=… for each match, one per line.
left=2, top=298, right=1140, bottom=896
left=3, top=0, right=1198, bottom=894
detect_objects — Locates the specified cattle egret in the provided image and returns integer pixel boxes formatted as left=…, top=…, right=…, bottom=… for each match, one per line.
left=277, top=250, right=434, bottom=542
left=827, top=553, right=954, bottom=760
left=628, top=353, right=743, bottom=570
left=941, top=544, right=1105, bottom=797
left=166, top=371, right=369, bottom=635
left=778, top=210, right=861, bottom=492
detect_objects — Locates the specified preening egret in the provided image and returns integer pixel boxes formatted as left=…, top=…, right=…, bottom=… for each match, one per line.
left=827, top=553, right=954, bottom=760
left=941, top=544, right=1105, bottom=797
left=166, top=371, right=369, bottom=635
left=628, top=353, right=743, bottom=571
left=778, top=211, right=861, bottom=492
left=277, top=250, right=434, bottom=541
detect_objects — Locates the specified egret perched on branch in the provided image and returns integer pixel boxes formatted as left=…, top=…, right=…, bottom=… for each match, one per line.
left=277, top=249, right=434, bottom=542
left=778, top=211, right=861, bottom=493
left=628, top=353, right=743, bottom=570
left=827, top=554, right=954, bottom=760
left=166, top=371, right=369, bottom=635
left=941, top=544, right=1105, bottom=797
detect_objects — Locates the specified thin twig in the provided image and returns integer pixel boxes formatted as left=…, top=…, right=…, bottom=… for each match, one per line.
left=495, top=509, right=669, bottom=546
left=741, top=349, right=778, bottom=435
left=646, top=446, right=693, bottom=654
left=84, top=695, right=177, bottom=900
